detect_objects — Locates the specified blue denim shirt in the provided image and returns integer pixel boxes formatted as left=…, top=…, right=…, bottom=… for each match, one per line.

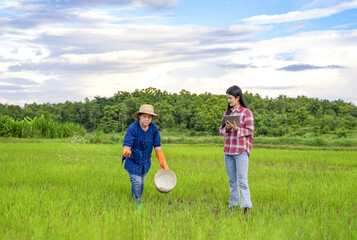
left=123, top=121, right=161, bottom=175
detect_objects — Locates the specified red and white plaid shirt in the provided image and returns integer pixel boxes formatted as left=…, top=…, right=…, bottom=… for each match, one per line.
left=219, top=106, right=254, bottom=156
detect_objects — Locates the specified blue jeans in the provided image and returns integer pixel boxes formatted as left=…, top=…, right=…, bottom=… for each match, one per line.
left=128, top=167, right=146, bottom=203
left=224, top=151, right=252, bottom=209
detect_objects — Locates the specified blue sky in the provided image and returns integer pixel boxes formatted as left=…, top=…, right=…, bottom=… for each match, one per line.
left=0, top=0, right=357, bottom=105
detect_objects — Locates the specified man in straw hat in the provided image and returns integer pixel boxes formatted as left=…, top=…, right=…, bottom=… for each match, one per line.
left=122, top=104, right=169, bottom=210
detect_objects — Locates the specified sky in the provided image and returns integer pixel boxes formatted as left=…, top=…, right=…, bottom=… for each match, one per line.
left=0, top=0, right=357, bottom=106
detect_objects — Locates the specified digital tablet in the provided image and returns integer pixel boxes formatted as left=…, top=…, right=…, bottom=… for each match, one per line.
left=223, top=115, right=241, bottom=126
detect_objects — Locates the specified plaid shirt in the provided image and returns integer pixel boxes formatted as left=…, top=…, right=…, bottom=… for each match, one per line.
left=219, top=106, right=254, bottom=156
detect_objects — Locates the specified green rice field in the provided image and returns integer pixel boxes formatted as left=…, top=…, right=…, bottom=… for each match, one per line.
left=1, top=141, right=356, bottom=239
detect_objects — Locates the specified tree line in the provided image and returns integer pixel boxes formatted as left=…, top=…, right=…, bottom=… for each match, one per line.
left=1, top=87, right=356, bottom=137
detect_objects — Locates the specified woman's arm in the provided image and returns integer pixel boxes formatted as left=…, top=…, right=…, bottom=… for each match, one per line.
left=219, top=110, right=228, bottom=136
left=154, top=146, right=168, bottom=169
left=154, top=146, right=162, bottom=152
left=219, top=125, right=226, bottom=136
left=152, top=125, right=168, bottom=169
left=236, top=110, right=254, bottom=137
left=122, top=127, right=136, bottom=157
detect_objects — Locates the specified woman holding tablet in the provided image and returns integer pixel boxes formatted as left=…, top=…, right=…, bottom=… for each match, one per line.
left=219, top=85, right=254, bottom=215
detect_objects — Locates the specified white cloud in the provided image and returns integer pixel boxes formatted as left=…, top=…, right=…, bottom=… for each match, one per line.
left=333, top=23, right=357, bottom=29
left=0, top=4, right=357, bottom=105
left=227, top=30, right=357, bottom=102
left=1, top=0, right=179, bottom=10
left=242, top=0, right=357, bottom=24
left=285, top=22, right=306, bottom=32
left=133, top=0, right=178, bottom=8
left=302, top=0, right=342, bottom=9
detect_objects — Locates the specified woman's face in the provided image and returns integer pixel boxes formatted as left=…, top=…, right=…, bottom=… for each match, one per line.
left=139, top=114, right=153, bottom=127
left=227, top=94, right=240, bottom=108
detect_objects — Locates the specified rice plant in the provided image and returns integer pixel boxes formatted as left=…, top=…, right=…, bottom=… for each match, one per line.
left=0, top=142, right=355, bottom=239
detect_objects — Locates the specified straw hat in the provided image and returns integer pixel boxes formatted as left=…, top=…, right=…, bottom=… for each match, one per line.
left=132, top=104, right=161, bottom=119
left=154, top=169, right=177, bottom=193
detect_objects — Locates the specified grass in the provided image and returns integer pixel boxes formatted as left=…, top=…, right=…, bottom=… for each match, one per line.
left=1, top=132, right=356, bottom=151
left=0, top=115, right=86, bottom=138
left=0, top=141, right=356, bottom=239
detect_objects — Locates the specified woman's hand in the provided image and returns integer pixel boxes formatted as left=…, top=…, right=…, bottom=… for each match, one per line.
left=155, top=149, right=169, bottom=170
left=123, top=146, right=132, bottom=157
left=226, top=120, right=238, bottom=131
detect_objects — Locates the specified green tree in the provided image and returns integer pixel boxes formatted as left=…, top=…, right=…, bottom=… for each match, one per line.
left=194, top=96, right=226, bottom=135
left=1, top=87, right=356, bottom=137
left=307, top=99, right=322, bottom=117
left=101, top=105, right=119, bottom=133
left=295, top=107, right=309, bottom=126
left=154, top=100, right=175, bottom=129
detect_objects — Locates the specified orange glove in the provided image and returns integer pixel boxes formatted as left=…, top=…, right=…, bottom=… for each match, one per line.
left=123, top=146, right=131, bottom=157
left=156, top=150, right=169, bottom=170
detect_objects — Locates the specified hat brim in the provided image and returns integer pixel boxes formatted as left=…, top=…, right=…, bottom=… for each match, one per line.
left=132, top=111, right=161, bottom=119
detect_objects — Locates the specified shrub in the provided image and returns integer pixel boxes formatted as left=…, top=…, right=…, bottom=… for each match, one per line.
left=0, top=115, right=86, bottom=138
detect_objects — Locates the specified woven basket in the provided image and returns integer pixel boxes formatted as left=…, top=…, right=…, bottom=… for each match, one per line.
left=154, top=169, right=177, bottom=193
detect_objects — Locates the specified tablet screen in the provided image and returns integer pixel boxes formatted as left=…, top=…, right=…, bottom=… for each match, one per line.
left=223, top=115, right=241, bottom=126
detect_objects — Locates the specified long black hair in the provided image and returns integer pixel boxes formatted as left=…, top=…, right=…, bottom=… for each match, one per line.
left=221, top=85, right=247, bottom=127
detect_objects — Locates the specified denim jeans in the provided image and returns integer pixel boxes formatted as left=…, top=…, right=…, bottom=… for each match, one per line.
left=128, top=166, right=146, bottom=203
left=224, top=151, right=252, bottom=209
